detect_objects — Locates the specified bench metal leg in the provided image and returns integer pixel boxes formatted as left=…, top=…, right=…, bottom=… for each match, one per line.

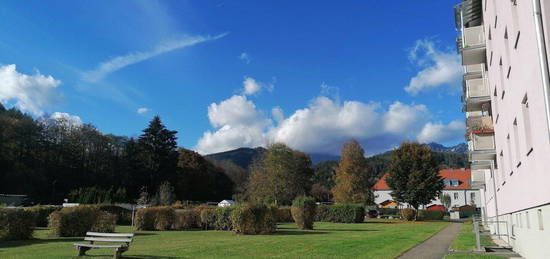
left=77, top=246, right=91, bottom=256
left=114, top=248, right=122, bottom=259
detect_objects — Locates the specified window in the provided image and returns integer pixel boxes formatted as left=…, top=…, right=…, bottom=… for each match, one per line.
left=538, top=209, right=544, bottom=230
left=507, top=66, right=511, bottom=79
left=470, top=192, right=476, bottom=203
left=526, top=212, right=530, bottom=229
left=504, top=27, right=508, bottom=39
left=495, top=15, right=498, bottom=28
left=507, top=134, right=513, bottom=175
left=513, top=118, right=521, bottom=167
left=490, top=51, right=494, bottom=66
left=454, top=192, right=459, bottom=200
left=514, top=31, right=521, bottom=49
left=522, top=95, right=533, bottom=155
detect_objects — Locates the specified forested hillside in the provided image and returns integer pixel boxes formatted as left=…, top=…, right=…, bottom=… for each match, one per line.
left=0, top=104, right=233, bottom=204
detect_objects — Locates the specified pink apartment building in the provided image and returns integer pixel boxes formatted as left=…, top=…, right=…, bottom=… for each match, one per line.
left=455, top=0, right=550, bottom=258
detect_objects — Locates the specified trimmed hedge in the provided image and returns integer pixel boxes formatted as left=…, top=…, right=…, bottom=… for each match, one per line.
left=174, top=209, right=199, bottom=230
left=98, top=205, right=132, bottom=225
left=199, top=208, right=217, bottom=230
left=24, top=205, right=61, bottom=227
left=0, top=208, right=36, bottom=240
left=134, top=207, right=176, bottom=231
left=417, top=210, right=444, bottom=221
left=230, top=204, right=277, bottom=235
left=315, top=204, right=365, bottom=223
left=277, top=207, right=293, bottom=223
left=401, top=208, right=416, bottom=221
left=48, top=206, right=116, bottom=237
left=213, top=207, right=234, bottom=231
left=378, top=208, right=399, bottom=216
left=291, top=196, right=316, bottom=230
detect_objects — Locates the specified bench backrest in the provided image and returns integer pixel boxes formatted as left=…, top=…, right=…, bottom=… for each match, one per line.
left=85, top=232, right=134, bottom=244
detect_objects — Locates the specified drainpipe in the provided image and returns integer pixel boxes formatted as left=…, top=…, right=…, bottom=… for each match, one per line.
left=532, top=0, right=550, bottom=141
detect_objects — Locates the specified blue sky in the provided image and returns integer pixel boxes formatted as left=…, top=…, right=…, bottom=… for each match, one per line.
left=0, top=0, right=465, bottom=155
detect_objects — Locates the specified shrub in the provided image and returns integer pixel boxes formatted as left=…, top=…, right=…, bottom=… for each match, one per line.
left=97, top=205, right=132, bottom=225
left=291, top=196, right=316, bottom=230
left=174, top=209, right=199, bottom=230
left=314, top=205, right=332, bottom=222
left=199, top=208, right=217, bottom=230
left=417, top=210, right=444, bottom=221
left=401, top=208, right=416, bottom=221
left=230, top=204, right=277, bottom=235
left=329, top=204, right=365, bottom=223
left=134, top=207, right=175, bottom=231
left=277, top=207, right=293, bottom=223
left=24, top=205, right=61, bottom=227
left=0, top=208, right=36, bottom=240
left=93, top=212, right=117, bottom=232
left=213, top=207, right=234, bottom=231
left=48, top=206, right=116, bottom=237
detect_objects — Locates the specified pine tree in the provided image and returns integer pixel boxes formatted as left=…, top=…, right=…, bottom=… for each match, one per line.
left=137, top=116, right=178, bottom=191
left=386, top=142, right=444, bottom=215
left=331, top=140, right=374, bottom=204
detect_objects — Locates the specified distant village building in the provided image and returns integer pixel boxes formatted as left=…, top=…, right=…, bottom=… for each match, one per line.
left=373, top=169, right=481, bottom=210
left=0, top=194, right=28, bottom=206
left=217, top=200, right=236, bottom=207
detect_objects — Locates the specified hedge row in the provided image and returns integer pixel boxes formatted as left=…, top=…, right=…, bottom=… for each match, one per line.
left=48, top=206, right=117, bottom=237
left=277, top=207, right=293, bottom=223
left=315, top=204, right=365, bottom=223
left=417, top=210, right=444, bottom=220
left=230, top=204, right=277, bottom=235
left=24, top=205, right=61, bottom=227
left=97, top=205, right=132, bottom=225
left=136, top=204, right=276, bottom=235
left=0, top=208, right=36, bottom=240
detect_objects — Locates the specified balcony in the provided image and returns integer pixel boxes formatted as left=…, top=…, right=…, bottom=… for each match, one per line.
left=458, top=26, right=486, bottom=65
left=465, top=76, right=490, bottom=100
left=471, top=169, right=486, bottom=189
left=468, top=131, right=496, bottom=161
left=467, top=115, right=493, bottom=132
left=464, top=63, right=484, bottom=79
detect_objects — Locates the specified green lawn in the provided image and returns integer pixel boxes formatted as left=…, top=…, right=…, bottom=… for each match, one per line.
left=449, top=221, right=496, bottom=251
left=446, top=222, right=505, bottom=259
left=0, top=219, right=448, bottom=259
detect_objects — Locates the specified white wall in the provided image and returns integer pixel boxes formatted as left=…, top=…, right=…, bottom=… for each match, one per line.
left=373, top=189, right=481, bottom=209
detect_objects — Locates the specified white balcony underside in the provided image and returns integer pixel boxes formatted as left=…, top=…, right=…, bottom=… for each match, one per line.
left=462, top=46, right=486, bottom=65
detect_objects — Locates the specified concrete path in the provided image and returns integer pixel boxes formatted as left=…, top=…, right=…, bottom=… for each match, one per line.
left=397, top=223, right=462, bottom=259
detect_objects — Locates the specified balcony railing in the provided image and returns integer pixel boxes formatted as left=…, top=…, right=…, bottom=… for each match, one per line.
left=471, top=169, right=486, bottom=189
left=465, top=77, right=490, bottom=100
left=468, top=132, right=495, bottom=151
left=464, top=63, right=484, bottom=75
left=467, top=116, right=493, bottom=131
left=463, top=26, right=485, bottom=48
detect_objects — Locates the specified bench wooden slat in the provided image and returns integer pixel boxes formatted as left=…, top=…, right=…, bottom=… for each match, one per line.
left=74, top=243, right=123, bottom=249
left=86, top=232, right=134, bottom=238
left=84, top=237, right=132, bottom=243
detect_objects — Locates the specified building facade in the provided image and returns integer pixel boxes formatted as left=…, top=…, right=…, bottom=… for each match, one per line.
left=373, top=169, right=481, bottom=210
left=455, top=0, right=550, bottom=258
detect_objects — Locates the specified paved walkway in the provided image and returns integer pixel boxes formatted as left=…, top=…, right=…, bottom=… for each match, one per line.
left=397, top=222, right=462, bottom=259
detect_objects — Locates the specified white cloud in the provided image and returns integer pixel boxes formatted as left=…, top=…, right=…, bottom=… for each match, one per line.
left=137, top=107, right=150, bottom=114
left=195, top=95, right=271, bottom=154
left=417, top=120, right=465, bottom=143
left=239, top=52, right=251, bottom=64
left=195, top=92, right=459, bottom=155
left=50, top=112, right=83, bottom=126
left=0, top=64, right=62, bottom=116
left=83, top=33, right=228, bottom=82
left=271, top=107, right=284, bottom=123
left=404, top=39, right=462, bottom=95
left=242, top=77, right=273, bottom=96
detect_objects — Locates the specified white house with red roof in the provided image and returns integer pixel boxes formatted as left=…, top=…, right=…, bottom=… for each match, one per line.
left=373, top=169, right=481, bottom=210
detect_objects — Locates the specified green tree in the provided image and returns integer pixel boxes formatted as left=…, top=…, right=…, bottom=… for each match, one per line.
left=247, top=143, right=313, bottom=205
left=137, top=116, right=178, bottom=192
left=386, top=142, right=444, bottom=217
left=331, top=140, right=374, bottom=204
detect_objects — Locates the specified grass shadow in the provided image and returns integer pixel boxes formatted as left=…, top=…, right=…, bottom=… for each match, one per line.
left=273, top=230, right=328, bottom=235
left=0, top=237, right=82, bottom=249
left=85, top=256, right=178, bottom=259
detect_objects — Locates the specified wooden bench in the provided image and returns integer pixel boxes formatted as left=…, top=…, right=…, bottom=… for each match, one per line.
left=74, top=232, right=134, bottom=259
